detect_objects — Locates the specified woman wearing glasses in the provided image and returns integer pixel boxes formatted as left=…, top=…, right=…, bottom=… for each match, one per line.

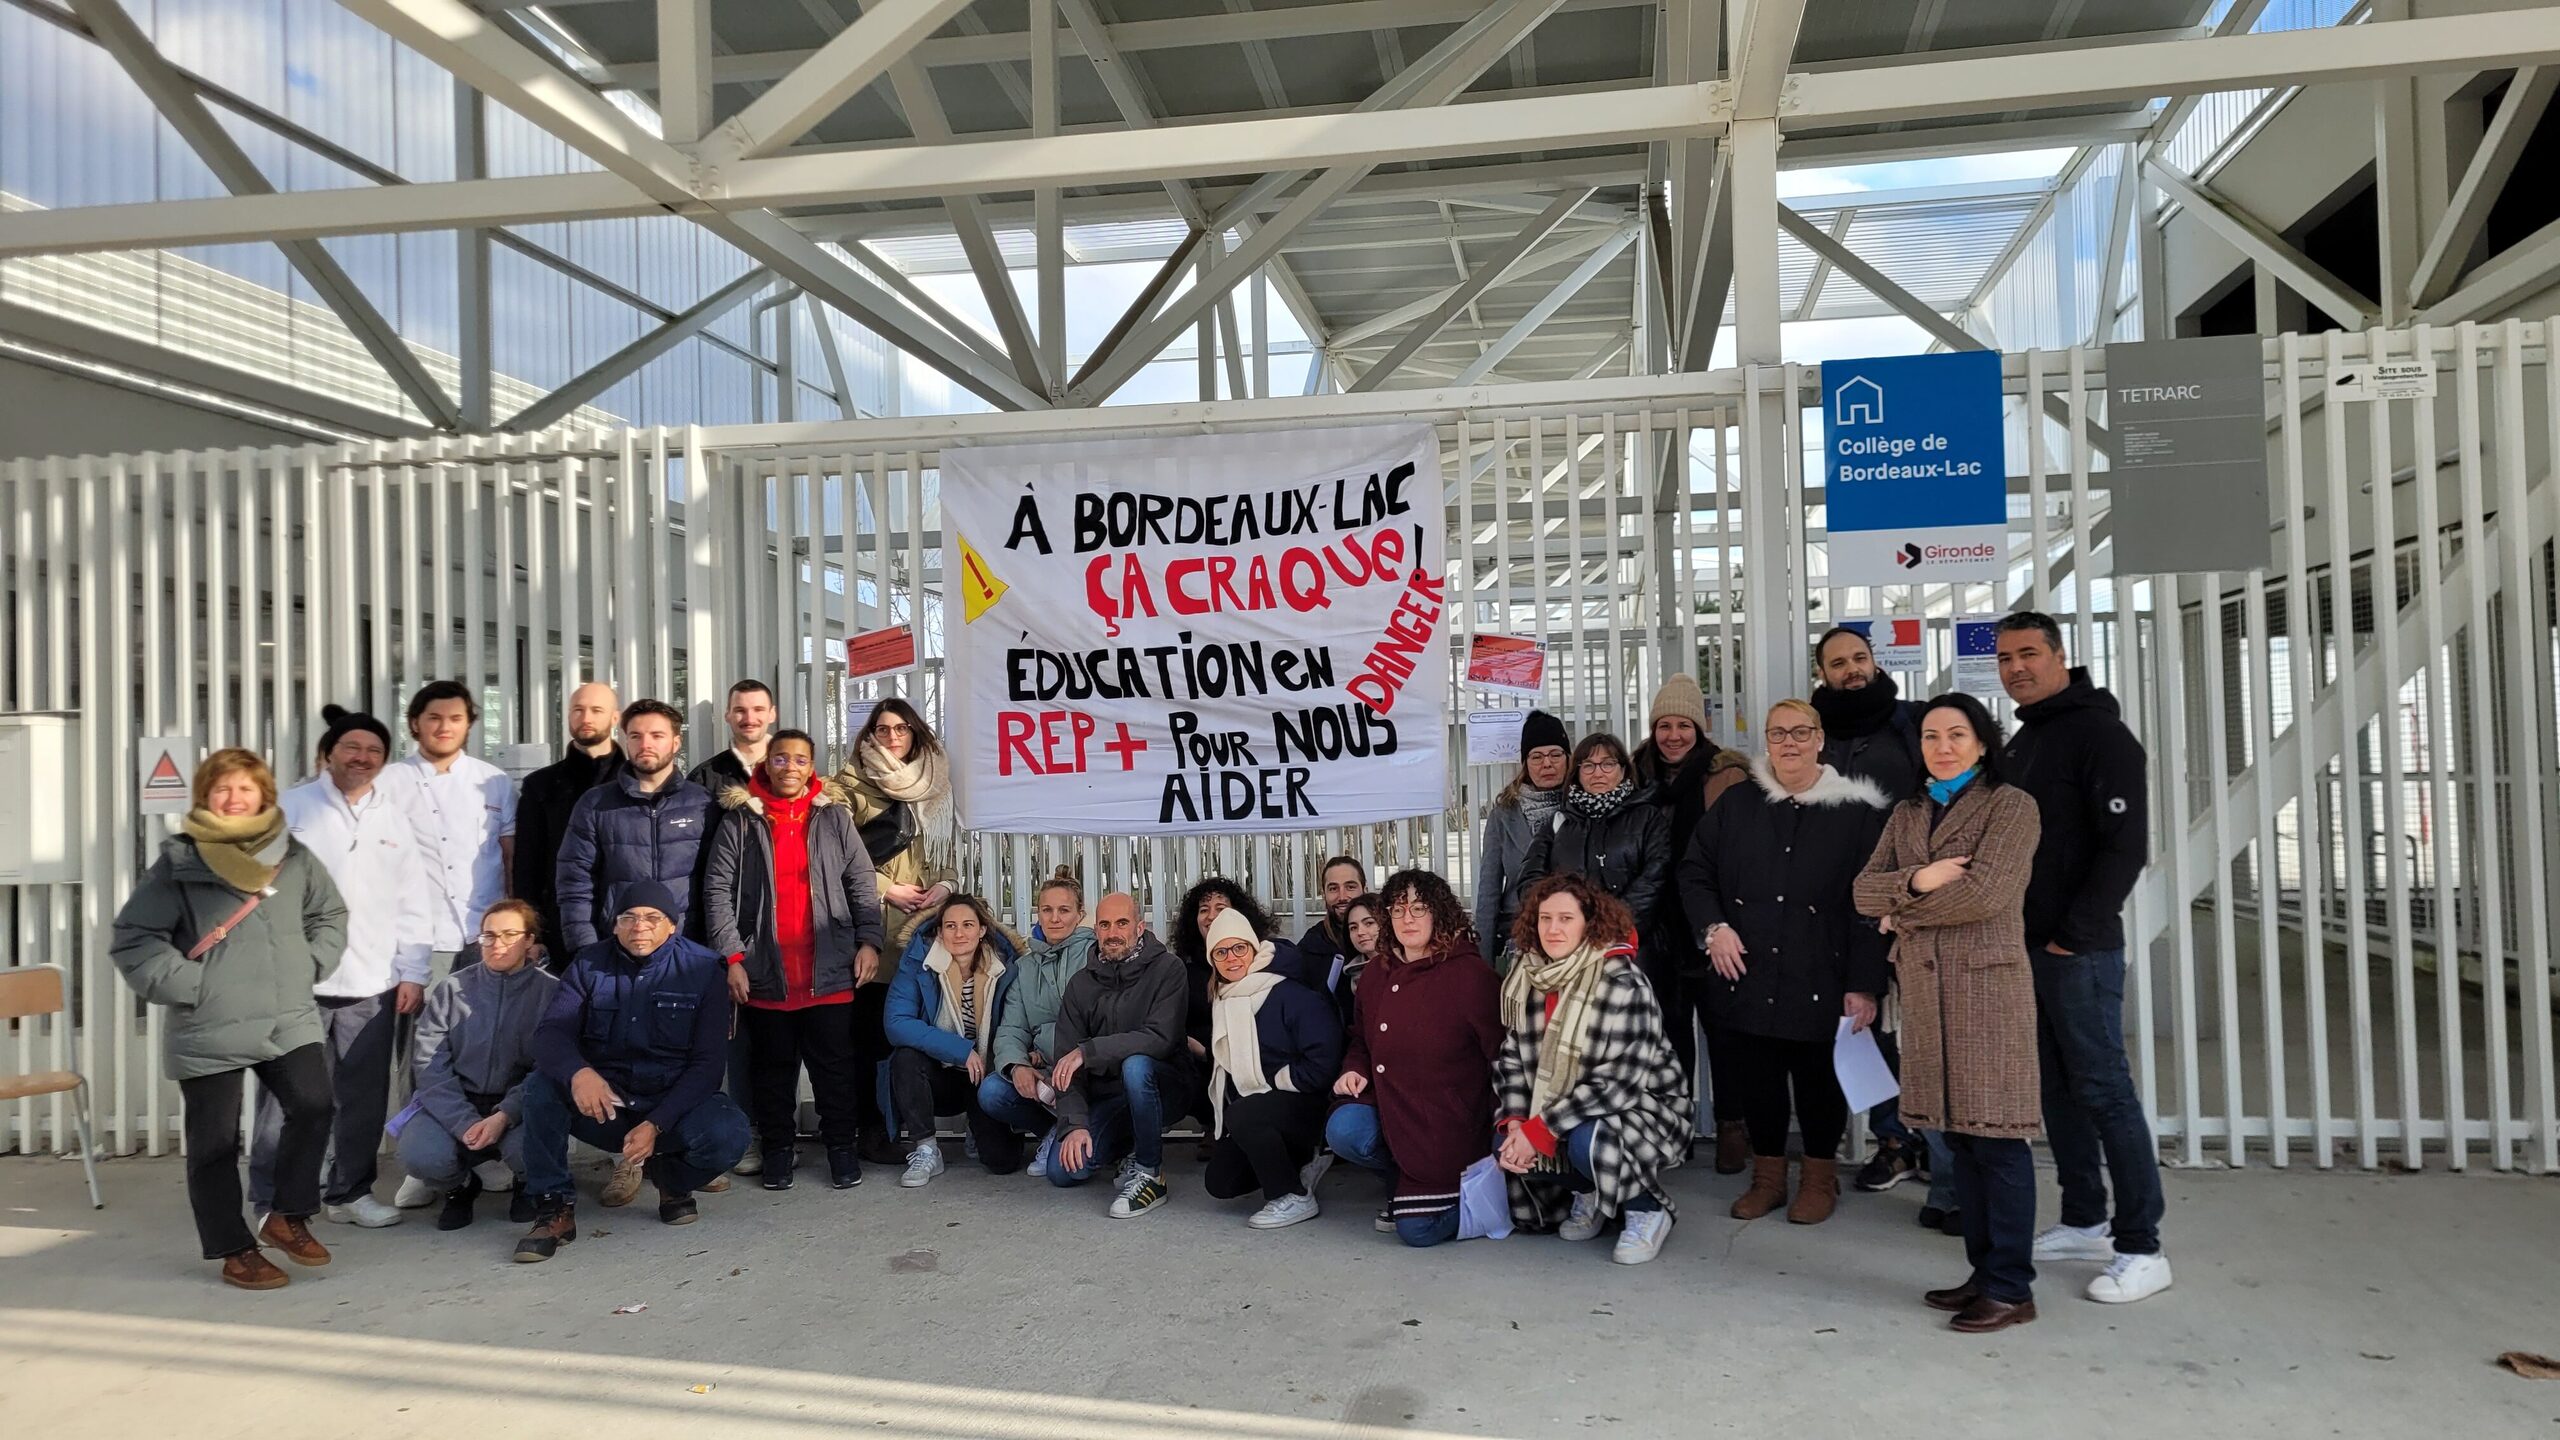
left=1513, top=733, right=1672, bottom=938
left=1676, top=699, right=1893, bottom=1226
left=395, top=898, right=560, bottom=1230
left=1326, top=869, right=1503, bottom=1247
left=834, top=698, right=953, bottom=1164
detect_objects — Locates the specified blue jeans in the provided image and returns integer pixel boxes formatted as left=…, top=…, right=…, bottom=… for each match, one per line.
left=1323, top=1102, right=1462, bottom=1247
left=1947, top=1131, right=2037, bottom=1303
left=2033, top=947, right=2164, bottom=1255
left=1924, top=1130, right=1957, bottom=1211
left=976, top=1071, right=1057, bottom=1138
left=1049, top=1053, right=1166, bottom=1185
left=1561, top=1121, right=1660, bottom=1213
left=519, top=1070, right=752, bottom=1200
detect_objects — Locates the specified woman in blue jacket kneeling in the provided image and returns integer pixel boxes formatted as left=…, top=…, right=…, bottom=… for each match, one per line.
left=1201, top=907, right=1343, bottom=1230
left=883, top=895, right=1022, bottom=1186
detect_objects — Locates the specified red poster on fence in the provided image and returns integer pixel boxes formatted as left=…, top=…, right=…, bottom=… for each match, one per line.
left=1465, top=633, right=1547, bottom=699
left=845, top=624, right=918, bottom=682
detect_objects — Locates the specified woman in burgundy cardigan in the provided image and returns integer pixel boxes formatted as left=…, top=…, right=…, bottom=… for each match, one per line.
left=1323, top=868, right=1504, bottom=1248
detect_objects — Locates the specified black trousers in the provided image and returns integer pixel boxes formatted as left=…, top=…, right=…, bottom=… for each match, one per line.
left=850, top=983, right=891, bottom=1138
left=1724, top=1029, right=1851, bottom=1161
left=742, top=1003, right=864, bottom=1152
left=887, top=1047, right=1023, bottom=1172
left=1203, top=1089, right=1327, bottom=1203
left=179, top=1043, right=332, bottom=1260
left=1701, top=1024, right=1747, bottom=1126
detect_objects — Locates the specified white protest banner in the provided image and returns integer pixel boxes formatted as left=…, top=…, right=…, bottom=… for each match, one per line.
left=941, top=424, right=1449, bottom=835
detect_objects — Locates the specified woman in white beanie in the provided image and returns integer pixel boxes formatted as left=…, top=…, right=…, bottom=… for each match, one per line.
left=1201, top=908, right=1342, bottom=1230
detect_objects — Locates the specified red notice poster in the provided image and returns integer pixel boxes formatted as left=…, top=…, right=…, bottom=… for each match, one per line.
left=1465, top=633, right=1546, bottom=699
left=845, top=623, right=918, bottom=681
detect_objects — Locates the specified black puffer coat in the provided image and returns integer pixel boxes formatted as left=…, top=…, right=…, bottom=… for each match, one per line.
left=1515, top=785, right=1673, bottom=929
left=1677, top=759, right=1894, bottom=1043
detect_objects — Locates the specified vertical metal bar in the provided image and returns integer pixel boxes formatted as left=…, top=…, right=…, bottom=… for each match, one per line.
left=496, top=451, right=519, bottom=737
left=2027, top=349, right=2051, bottom=612
left=1563, top=414, right=1589, bottom=727
left=2321, top=328, right=2376, bottom=1168
left=619, top=429, right=644, bottom=692
left=2409, top=321, right=2465, bottom=1169
left=2282, top=332, right=2334, bottom=1168
left=1490, top=415, right=1512, bottom=695
left=1713, top=415, right=1734, bottom=740
left=330, top=448, right=360, bottom=713
left=137, top=453, right=168, bottom=1153
left=563, top=454, right=588, bottom=692
left=2511, top=318, right=2559, bottom=1174
left=1529, top=418, right=1549, bottom=722
left=369, top=460, right=393, bottom=720
left=589, top=440, right=613, bottom=689
left=236, top=451, right=262, bottom=756
left=431, top=453, right=453, bottom=683
left=2200, top=567, right=2245, bottom=1167
left=205, top=453, right=232, bottom=746
left=1602, top=416, right=1626, bottom=726
left=76, top=455, right=105, bottom=1157
left=464, top=448, right=487, bottom=718
left=2364, top=331, right=2419, bottom=1168
left=527, top=443, right=553, bottom=732
left=2154, top=571, right=2203, bottom=1164
left=686, top=426, right=717, bottom=726
left=2068, top=347, right=2096, bottom=657
left=653, top=430, right=675, bottom=701
left=2243, top=533, right=2286, bottom=1167
left=2453, top=322, right=2512, bottom=1168
left=104, top=456, right=134, bottom=1154
left=804, top=466, right=825, bottom=713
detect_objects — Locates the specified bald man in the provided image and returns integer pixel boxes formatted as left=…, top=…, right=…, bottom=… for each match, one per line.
left=1045, top=892, right=1187, bottom=1210
left=513, top=683, right=624, bottom=967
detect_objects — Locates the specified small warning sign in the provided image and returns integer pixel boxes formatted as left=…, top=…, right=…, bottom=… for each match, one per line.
left=844, top=623, right=919, bottom=682
left=955, top=533, right=1008, bottom=624
left=139, top=735, right=197, bottom=816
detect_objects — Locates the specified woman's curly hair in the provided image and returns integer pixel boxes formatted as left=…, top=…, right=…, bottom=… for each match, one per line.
left=1375, top=868, right=1473, bottom=961
left=1509, top=872, right=1636, bottom=960
left=1171, top=876, right=1274, bottom=966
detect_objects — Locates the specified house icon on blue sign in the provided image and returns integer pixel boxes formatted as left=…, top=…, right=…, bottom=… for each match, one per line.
left=1835, top=374, right=1884, bottom=426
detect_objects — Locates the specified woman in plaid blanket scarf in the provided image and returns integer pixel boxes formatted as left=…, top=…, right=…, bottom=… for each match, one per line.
left=1494, top=873, right=1691, bottom=1266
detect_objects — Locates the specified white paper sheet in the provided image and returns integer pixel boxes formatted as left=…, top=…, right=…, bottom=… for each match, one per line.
left=1834, top=1016, right=1901, bottom=1113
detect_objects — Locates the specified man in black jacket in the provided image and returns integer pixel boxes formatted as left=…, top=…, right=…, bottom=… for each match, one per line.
left=1046, top=892, right=1186, bottom=1218
left=513, top=682, right=622, bottom=967
left=555, top=700, right=717, bottom=952
left=684, top=678, right=776, bottom=793
left=1998, top=611, right=2171, bottom=1306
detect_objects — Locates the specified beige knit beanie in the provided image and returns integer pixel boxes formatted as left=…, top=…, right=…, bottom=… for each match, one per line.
left=1648, top=673, right=1709, bottom=732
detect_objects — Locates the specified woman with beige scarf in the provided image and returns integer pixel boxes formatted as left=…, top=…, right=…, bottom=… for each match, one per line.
left=1201, top=908, right=1343, bottom=1231
left=1493, top=873, right=1690, bottom=1266
left=836, top=698, right=956, bottom=1165
left=109, top=749, right=350, bottom=1291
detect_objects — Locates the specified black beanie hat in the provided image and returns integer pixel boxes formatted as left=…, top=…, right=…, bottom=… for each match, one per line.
left=1519, top=708, right=1569, bottom=758
left=318, top=704, right=393, bottom=757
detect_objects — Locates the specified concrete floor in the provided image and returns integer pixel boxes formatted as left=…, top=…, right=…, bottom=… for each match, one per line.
left=2, top=1149, right=2555, bottom=1438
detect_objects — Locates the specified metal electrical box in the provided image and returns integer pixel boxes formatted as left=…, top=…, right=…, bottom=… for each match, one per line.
left=0, top=713, right=81, bottom=884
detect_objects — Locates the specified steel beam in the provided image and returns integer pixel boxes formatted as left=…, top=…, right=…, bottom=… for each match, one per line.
left=1324, top=226, right=1619, bottom=348
left=2419, top=215, right=2560, bottom=325
left=71, top=0, right=461, bottom=429
left=1791, top=209, right=1853, bottom=322
left=695, top=0, right=978, bottom=165
left=805, top=294, right=858, bottom=416
left=656, top=0, right=715, bottom=144
left=1350, top=189, right=1592, bottom=392
left=505, top=267, right=771, bottom=432
left=455, top=79, right=493, bottom=430
left=1453, top=221, right=1641, bottom=384
left=2412, top=66, right=2559, bottom=309
left=1729, top=0, right=1810, bottom=121
left=2146, top=160, right=2377, bottom=330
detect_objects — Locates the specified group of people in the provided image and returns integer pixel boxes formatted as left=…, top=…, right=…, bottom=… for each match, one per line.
left=108, top=611, right=2170, bottom=1333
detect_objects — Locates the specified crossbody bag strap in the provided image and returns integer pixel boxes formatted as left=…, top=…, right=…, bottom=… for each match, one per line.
left=185, top=891, right=269, bottom=962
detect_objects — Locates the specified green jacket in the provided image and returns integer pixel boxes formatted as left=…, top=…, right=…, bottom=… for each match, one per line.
left=992, top=926, right=1094, bottom=1076
left=109, top=834, right=349, bottom=1082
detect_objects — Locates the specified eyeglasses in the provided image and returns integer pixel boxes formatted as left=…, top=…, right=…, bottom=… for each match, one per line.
left=1387, top=901, right=1430, bottom=918
left=1767, top=725, right=1821, bottom=744
left=875, top=721, right=913, bottom=737
left=1577, top=757, right=1623, bottom=773
left=476, top=927, right=530, bottom=946
left=766, top=753, right=814, bottom=768
left=615, top=912, right=672, bottom=928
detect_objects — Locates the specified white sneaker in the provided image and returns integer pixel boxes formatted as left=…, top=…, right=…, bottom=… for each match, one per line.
left=473, top=1160, right=516, bottom=1193
left=324, top=1194, right=404, bottom=1228
left=899, top=1143, right=945, bottom=1189
left=1374, top=1207, right=1396, bottom=1233
left=733, top=1144, right=764, bottom=1177
left=1107, top=1166, right=1169, bottom=1219
left=1298, top=1151, right=1335, bottom=1195
left=392, top=1175, right=437, bottom=1209
left=1028, top=1127, right=1059, bottom=1180
left=2087, top=1251, right=2173, bottom=1304
left=1558, top=1191, right=1605, bottom=1243
left=2033, top=1221, right=2115, bottom=1262
left=1611, top=1209, right=1673, bottom=1265
left=1248, top=1192, right=1321, bottom=1230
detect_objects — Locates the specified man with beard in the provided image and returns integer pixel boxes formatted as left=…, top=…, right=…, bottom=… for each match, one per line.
left=1809, top=627, right=1949, bottom=1213
left=1295, top=856, right=1368, bottom=999
left=686, top=679, right=777, bottom=794
left=1047, top=892, right=1188, bottom=1217
left=513, top=683, right=623, bottom=968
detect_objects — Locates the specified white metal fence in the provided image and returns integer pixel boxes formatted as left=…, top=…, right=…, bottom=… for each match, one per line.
left=4, top=331, right=2556, bottom=1174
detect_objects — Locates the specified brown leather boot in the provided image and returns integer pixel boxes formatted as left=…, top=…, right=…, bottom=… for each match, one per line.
left=1714, top=1121, right=1749, bottom=1175
left=221, top=1249, right=289, bottom=1291
left=1789, top=1157, right=1840, bottom=1224
left=257, top=1211, right=332, bottom=1267
left=1729, top=1155, right=1790, bottom=1219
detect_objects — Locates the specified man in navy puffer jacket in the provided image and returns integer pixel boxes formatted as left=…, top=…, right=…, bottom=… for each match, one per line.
left=555, top=700, right=716, bottom=950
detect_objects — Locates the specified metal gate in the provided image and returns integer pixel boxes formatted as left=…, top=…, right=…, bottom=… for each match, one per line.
left=4, top=332, right=2556, bottom=1173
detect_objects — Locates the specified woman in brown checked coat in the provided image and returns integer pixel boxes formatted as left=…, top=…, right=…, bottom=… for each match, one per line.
left=1855, top=692, right=2043, bottom=1336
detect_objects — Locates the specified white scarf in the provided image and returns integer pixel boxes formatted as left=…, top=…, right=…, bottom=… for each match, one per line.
left=925, top=940, right=1004, bottom=1061
left=1206, top=912, right=1285, bottom=1138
